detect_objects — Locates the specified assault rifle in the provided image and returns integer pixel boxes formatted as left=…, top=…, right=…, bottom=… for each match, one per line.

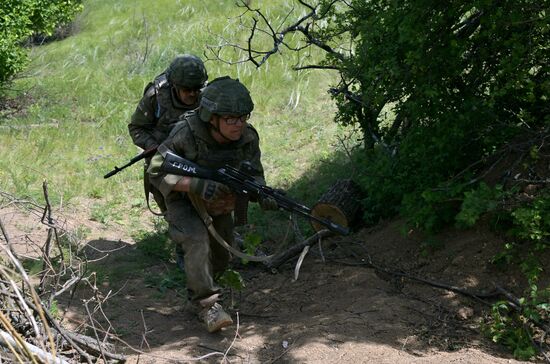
left=161, top=151, right=350, bottom=235
left=103, top=146, right=158, bottom=179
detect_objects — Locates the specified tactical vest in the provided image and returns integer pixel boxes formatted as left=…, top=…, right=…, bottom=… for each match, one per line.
left=144, top=73, right=199, bottom=144
left=167, top=113, right=263, bottom=175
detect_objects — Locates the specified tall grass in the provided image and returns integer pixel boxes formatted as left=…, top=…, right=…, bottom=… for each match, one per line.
left=0, top=0, right=355, bottom=237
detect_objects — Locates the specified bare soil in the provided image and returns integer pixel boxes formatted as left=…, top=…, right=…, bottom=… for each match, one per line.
left=2, top=201, right=548, bottom=364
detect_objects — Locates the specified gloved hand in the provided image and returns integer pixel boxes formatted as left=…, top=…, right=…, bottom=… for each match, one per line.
left=189, top=177, right=231, bottom=201
left=258, top=195, right=278, bottom=211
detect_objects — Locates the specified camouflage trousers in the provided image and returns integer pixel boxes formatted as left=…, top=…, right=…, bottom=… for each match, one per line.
left=164, top=193, right=233, bottom=303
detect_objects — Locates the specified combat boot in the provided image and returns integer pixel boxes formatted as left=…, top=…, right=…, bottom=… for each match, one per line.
left=200, top=303, right=233, bottom=333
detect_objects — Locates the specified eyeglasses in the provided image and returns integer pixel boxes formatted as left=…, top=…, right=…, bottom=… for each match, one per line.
left=178, top=87, right=202, bottom=93
left=220, top=114, right=250, bottom=125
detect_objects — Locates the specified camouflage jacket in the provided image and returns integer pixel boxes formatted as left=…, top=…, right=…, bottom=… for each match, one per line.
left=128, top=73, right=200, bottom=150
left=147, top=111, right=265, bottom=199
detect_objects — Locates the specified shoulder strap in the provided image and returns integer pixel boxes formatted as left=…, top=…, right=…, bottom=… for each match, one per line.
left=188, top=194, right=273, bottom=262
left=144, top=167, right=165, bottom=216
left=144, top=73, right=169, bottom=119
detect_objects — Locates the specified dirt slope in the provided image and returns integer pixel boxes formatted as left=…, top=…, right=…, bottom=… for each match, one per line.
left=2, top=199, right=547, bottom=363
left=53, top=217, right=548, bottom=364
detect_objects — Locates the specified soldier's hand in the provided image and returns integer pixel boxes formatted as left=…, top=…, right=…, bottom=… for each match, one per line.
left=258, top=195, right=278, bottom=211
left=189, top=178, right=231, bottom=201
left=204, top=195, right=236, bottom=216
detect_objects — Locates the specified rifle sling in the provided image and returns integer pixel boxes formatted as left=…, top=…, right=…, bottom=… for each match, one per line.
left=187, top=194, right=274, bottom=262
left=144, top=166, right=165, bottom=216
left=159, top=144, right=282, bottom=261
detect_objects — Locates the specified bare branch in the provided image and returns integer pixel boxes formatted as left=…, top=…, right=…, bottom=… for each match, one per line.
left=293, top=64, right=340, bottom=70
left=206, top=0, right=346, bottom=68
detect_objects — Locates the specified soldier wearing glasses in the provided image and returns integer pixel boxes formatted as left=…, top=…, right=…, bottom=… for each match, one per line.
left=147, top=76, right=277, bottom=333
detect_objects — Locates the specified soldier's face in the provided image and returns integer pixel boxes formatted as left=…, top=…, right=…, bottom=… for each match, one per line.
left=177, top=87, right=200, bottom=105
left=212, top=114, right=247, bottom=142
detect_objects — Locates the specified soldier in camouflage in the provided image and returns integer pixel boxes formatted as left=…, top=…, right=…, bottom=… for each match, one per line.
left=128, top=54, right=208, bottom=150
left=147, top=76, right=277, bottom=333
left=128, top=54, right=208, bottom=212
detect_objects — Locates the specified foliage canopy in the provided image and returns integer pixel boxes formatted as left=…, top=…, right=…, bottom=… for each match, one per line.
left=0, top=0, right=83, bottom=86
left=216, top=1, right=549, bottom=358
left=216, top=0, right=549, bottom=227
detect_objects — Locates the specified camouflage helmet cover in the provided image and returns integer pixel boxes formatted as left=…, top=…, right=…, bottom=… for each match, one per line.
left=165, top=54, right=208, bottom=89
left=198, top=76, right=254, bottom=122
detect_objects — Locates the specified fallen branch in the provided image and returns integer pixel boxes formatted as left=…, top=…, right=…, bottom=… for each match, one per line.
left=334, top=254, right=499, bottom=304
left=0, top=205, right=124, bottom=363
left=263, top=229, right=333, bottom=270
left=0, top=329, right=69, bottom=364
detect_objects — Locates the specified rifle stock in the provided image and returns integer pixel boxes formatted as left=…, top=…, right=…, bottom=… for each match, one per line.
left=161, top=151, right=350, bottom=235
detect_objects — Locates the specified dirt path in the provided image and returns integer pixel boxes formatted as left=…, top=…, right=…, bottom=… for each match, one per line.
left=1, top=201, right=544, bottom=363
left=55, top=218, right=545, bottom=364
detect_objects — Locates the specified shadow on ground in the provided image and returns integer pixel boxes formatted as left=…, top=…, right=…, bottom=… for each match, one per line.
left=56, top=218, right=544, bottom=363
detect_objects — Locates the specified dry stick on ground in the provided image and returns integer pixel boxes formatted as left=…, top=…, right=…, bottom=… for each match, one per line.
left=39, top=180, right=64, bottom=294
left=84, top=300, right=108, bottom=363
left=0, top=328, right=26, bottom=363
left=64, top=314, right=236, bottom=363
left=139, top=309, right=151, bottom=351
left=0, top=328, right=69, bottom=364
left=264, top=229, right=333, bottom=271
left=1, top=211, right=124, bottom=363
left=0, top=217, right=57, bottom=357
left=0, top=273, right=94, bottom=364
left=0, top=311, right=39, bottom=364
left=39, top=182, right=123, bottom=358
left=337, top=249, right=550, bottom=361
left=293, top=245, right=310, bottom=281
left=340, top=251, right=500, bottom=303
left=1, top=279, right=125, bottom=362
left=222, top=312, right=241, bottom=364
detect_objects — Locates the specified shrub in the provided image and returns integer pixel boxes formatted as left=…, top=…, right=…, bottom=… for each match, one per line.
left=0, top=0, right=83, bottom=87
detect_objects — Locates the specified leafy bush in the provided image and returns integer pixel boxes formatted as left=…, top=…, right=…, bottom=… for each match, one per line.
left=485, top=285, right=550, bottom=360
left=0, top=0, right=83, bottom=86
left=234, top=0, right=548, bottom=233
left=224, top=2, right=549, bottom=358
left=342, top=0, right=549, bottom=232
left=481, top=192, right=549, bottom=359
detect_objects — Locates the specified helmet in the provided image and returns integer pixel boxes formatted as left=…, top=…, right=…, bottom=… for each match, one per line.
left=165, top=54, right=208, bottom=89
left=198, top=76, right=254, bottom=122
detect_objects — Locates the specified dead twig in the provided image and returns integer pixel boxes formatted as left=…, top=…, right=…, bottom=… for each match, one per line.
left=206, top=0, right=345, bottom=69
left=222, top=312, right=241, bottom=363
left=139, top=309, right=151, bottom=350
left=293, top=245, right=310, bottom=281
left=0, top=328, right=69, bottom=364
left=264, top=229, right=333, bottom=270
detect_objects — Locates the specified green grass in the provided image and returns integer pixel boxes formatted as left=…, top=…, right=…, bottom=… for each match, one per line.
left=0, top=0, right=357, bottom=240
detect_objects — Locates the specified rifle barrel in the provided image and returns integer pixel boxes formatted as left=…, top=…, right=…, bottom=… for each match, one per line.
left=103, top=147, right=158, bottom=179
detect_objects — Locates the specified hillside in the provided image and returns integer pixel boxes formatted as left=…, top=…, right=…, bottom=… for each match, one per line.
left=1, top=0, right=548, bottom=362
left=1, top=196, right=548, bottom=363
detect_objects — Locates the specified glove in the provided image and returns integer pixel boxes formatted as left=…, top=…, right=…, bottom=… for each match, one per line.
left=204, top=195, right=236, bottom=216
left=189, top=177, right=231, bottom=201
left=258, top=195, right=278, bottom=211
